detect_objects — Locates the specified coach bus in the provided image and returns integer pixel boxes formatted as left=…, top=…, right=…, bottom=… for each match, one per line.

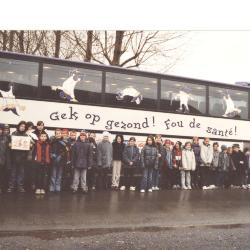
left=0, top=51, right=249, bottom=148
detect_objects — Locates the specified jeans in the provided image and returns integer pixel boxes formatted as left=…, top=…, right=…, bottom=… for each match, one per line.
left=152, top=168, right=160, bottom=187
left=180, top=170, right=191, bottom=188
left=34, top=163, right=47, bottom=189
left=140, top=167, right=153, bottom=190
left=112, top=160, right=122, bottom=187
left=210, top=169, right=217, bottom=186
left=72, top=168, right=87, bottom=191
left=200, top=166, right=210, bottom=187
left=216, top=171, right=226, bottom=187
left=122, top=167, right=135, bottom=188
left=9, top=160, right=25, bottom=190
left=172, top=168, right=181, bottom=186
left=50, top=162, right=63, bottom=192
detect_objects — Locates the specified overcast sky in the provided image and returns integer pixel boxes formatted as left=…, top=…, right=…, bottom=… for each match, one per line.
left=143, top=31, right=250, bottom=85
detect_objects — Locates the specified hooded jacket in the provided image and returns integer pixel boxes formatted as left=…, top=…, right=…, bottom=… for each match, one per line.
left=200, top=143, right=213, bottom=166
left=140, top=145, right=159, bottom=169
left=122, top=144, right=140, bottom=167
left=71, top=137, right=92, bottom=169
left=97, top=140, right=113, bottom=168
left=182, top=148, right=196, bottom=171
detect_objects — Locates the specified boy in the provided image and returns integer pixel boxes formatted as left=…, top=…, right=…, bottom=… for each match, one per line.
left=97, top=131, right=113, bottom=190
left=217, top=145, right=229, bottom=188
left=71, top=131, right=92, bottom=193
left=33, top=132, right=50, bottom=194
left=210, top=142, right=220, bottom=189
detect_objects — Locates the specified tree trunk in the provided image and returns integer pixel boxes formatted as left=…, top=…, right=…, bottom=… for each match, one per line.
left=84, top=30, right=93, bottom=62
left=9, top=30, right=15, bottom=51
left=18, top=30, right=25, bottom=53
left=1, top=30, right=8, bottom=51
left=54, top=30, right=61, bottom=58
left=111, top=31, right=125, bottom=66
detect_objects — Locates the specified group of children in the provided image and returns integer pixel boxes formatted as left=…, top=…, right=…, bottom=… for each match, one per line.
left=0, top=120, right=250, bottom=194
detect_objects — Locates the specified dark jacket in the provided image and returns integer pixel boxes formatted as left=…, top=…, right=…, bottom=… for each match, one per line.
left=50, top=138, right=68, bottom=165
left=71, top=138, right=92, bottom=169
left=218, top=152, right=230, bottom=172
left=122, top=145, right=140, bottom=168
left=11, top=130, right=29, bottom=163
left=0, top=134, right=9, bottom=165
left=141, top=145, right=158, bottom=169
left=164, top=148, right=173, bottom=170
left=88, top=137, right=97, bottom=167
left=32, top=140, right=51, bottom=165
left=97, top=140, right=113, bottom=168
left=112, top=142, right=125, bottom=161
left=192, top=143, right=201, bottom=165
left=231, top=150, right=245, bottom=172
left=156, top=143, right=166, bottom=169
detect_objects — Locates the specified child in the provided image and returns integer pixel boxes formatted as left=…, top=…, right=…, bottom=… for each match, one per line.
left=71, top=131, right=92, bottom=193
left=181, top=142, right=196, bottom=190
left=231, top=144, right=246, bottom=189
left=8, top=121, right=29, bottom=193
left=172, top=141, right=182, bottom=189
left=200, top=137, right=213, bottom=190
left=0, top=124, right=9, bottom=193
left=112, top=134, right=125, bottom=190
left=152, top=135, right=165, bottom=191
left=140, top=135, right=158, bottom=193
left=191, top=137, right=201, bottom=189
left=227, top=147, right=237, bottom=188
left=33, top=132, right=50, bottom=194
left=49, top=129, right=67, bottom=192
left=88, top=133, right=98, bottom=190
left=210, top=142, right=220, bottom=189
left=217, top=145, right=229, bottom=188
left=162, top=139, right=173, bottom=189
left=33, top=121, right=48, bottom=140
left=97, top=131, right=113, bottom=189
left=121, top=137, right=140, bottom=191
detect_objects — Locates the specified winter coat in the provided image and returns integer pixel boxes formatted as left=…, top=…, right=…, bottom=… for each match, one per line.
left=32, top=140, right=51, bottom=165
left=11, top=130, right=29, bottom=163
left=0, top=134, right=9, bottom=165
left=140, top=145, right=158, bottom=169
left=231, top=151, right=245, bottom=172
left=218, top=152, right=230, bottom=172
left=97, top=140, right=113, bottom=168
left=112, top=142, right=125, bottom=161
left=122, top=145, right=140, bottom=168
left=200, top=143, right=213, bottom=167
left=90, top=141, right=98, bottom=167
left=156, top=143, right=166, bottom=169
left=182, top=149, right=196, bottom=171
left=164, top=148, right=173, bottom=170
left=192, top=143, right=201, bottom=165
left=72, top=138, right=92, bottom=169
left=172, top=148, right=182, bottom=169
left=50, top=138, right=68, bottom=165
left=211, top=150, right=220, bottom=170
left=228, top=154, right=236, bottom=171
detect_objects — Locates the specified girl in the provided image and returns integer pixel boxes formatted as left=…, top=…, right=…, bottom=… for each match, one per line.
left=191, top=137, right=201, bottom=189
left=112, top=135, right=125, bottom=190
left=140, top=135, right=158, bottom=193
left=172, top=141, right=182, bottom=189
left=181, top=142, right=196, bottom=190
left=162, top=139, right=173, bottom=189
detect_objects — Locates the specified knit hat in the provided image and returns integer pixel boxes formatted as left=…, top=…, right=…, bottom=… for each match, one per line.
left=102, top=131, right=110, bottom=137
left=221, top=145, right=227, bottom=151
left=232, top=143, right=240, bottom=148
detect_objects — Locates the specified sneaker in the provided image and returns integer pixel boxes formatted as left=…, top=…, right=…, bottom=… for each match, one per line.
left=172, top=185, right=177, bottom=189
left=209, top=185, right=216, bottom=189
left=152, top=187, right=155, bottom=191
left=92, top=186, right=96, bottom=190
left=35, top=189, right=40, bottom=194
left=176, top=185, right=181, bottom=189
left=7, top=188, right=13, bottom=193
left=187, top=186, right=192, bottom=190
left=120, top=186, right=126, bottom=191
left=18, top=188, right=25, bottom=193
left=242, top=185, right=248, bottom=189
left=40, top=189, right=45, bottom=194
left=148, top=189, right=153, bottom=192
left=140, top=189, right=145, bottom=193
left=154, top=187, right=160, bottom=191
left=182, top=186, right=188, bottom=190
left=202, top=186, right=208, bottom=190
left=130, top=186, right=135, bottom=191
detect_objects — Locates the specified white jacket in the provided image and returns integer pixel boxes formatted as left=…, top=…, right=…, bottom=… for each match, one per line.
left=200, top=143, right=213, bottom=166
left=182, top=149, right=196, bottom=171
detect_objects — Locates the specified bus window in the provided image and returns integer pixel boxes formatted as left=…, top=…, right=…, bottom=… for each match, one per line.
left=160, top=80, right=206, bottom=115
left=105, top=72, right=157, bottom=110
left=209, top=87, right=248, bottom=119
left=42, top=64, right=102, bottom=104
left=0, top=58, right=38, bottom=99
